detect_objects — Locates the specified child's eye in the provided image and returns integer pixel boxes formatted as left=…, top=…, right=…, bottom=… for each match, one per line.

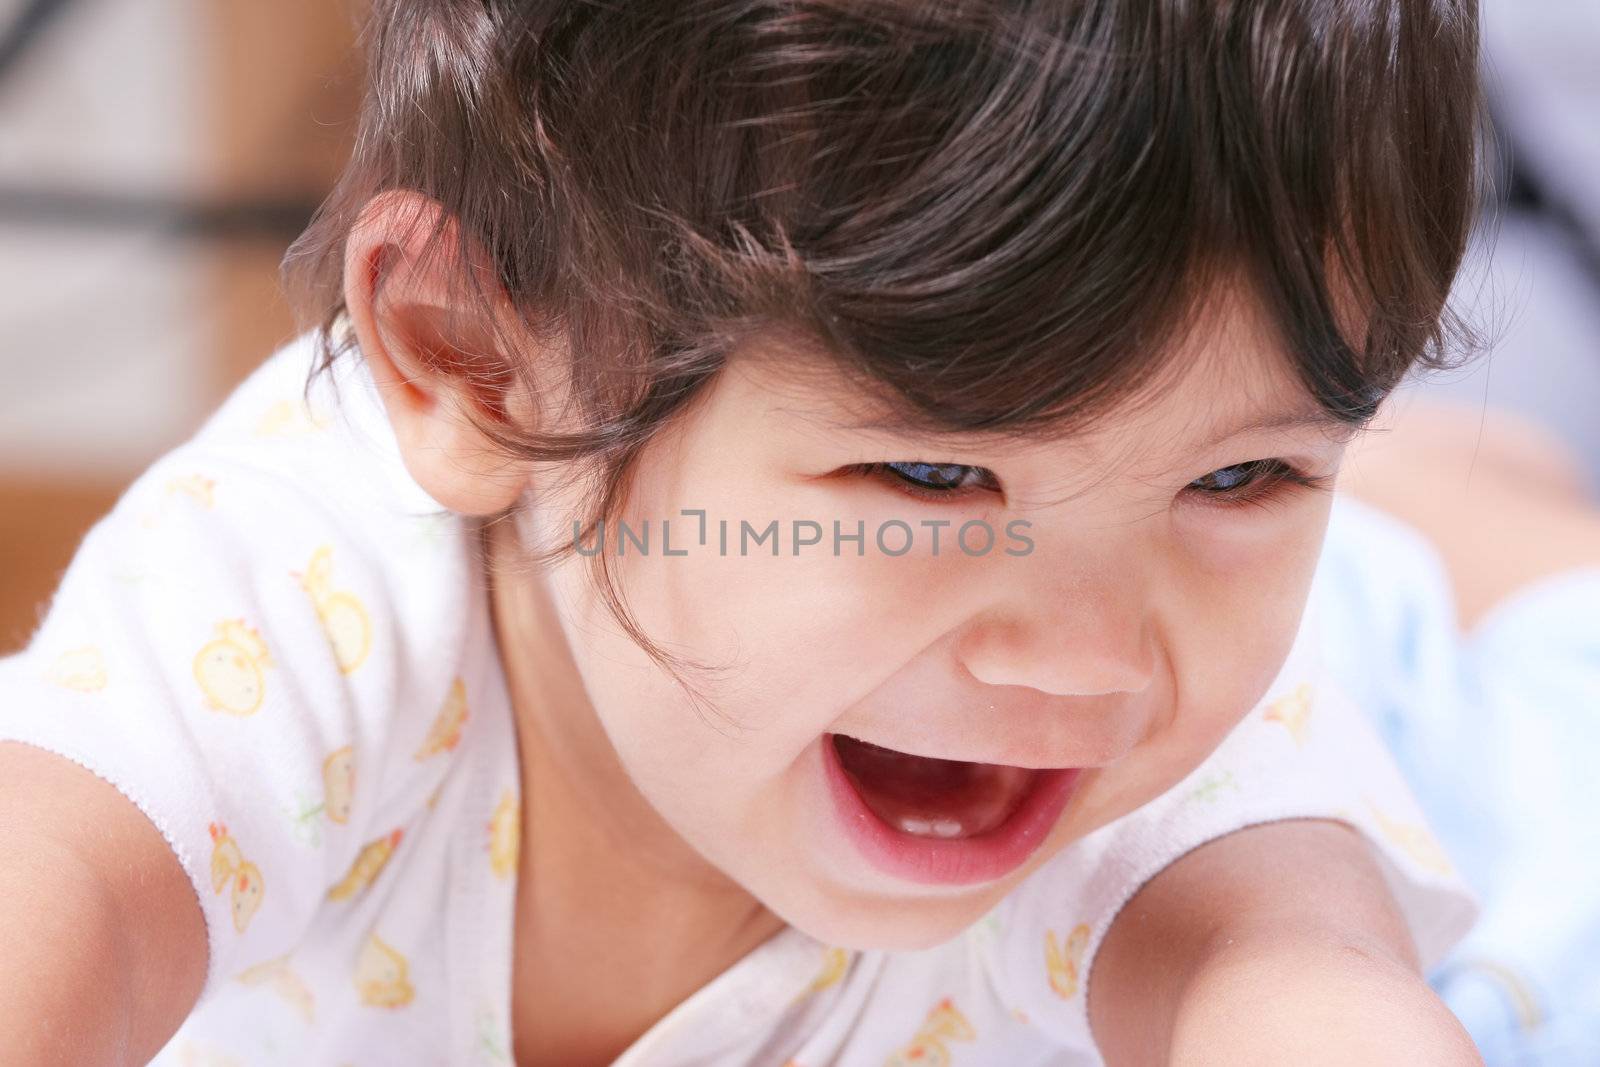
left=855, top=458, right=1327, bottom=508
left=860, top=461, right=998, bottom=502
left=1185, top=459, right=1327, bottom=506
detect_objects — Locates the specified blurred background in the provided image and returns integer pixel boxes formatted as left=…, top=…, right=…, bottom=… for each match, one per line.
left=0, top=0, right=359, bottom=649
left=1, top=0, right=1598, bottom=654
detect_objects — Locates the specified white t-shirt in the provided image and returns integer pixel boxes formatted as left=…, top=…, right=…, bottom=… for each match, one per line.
left=0, top=329, right=1476, bottom=1066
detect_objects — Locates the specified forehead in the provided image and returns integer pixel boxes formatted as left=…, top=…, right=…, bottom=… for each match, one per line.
left=726, top=283, right=1353, bottom=462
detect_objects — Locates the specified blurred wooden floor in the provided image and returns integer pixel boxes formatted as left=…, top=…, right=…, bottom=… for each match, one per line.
left=0, top=481, right=123, bottom=653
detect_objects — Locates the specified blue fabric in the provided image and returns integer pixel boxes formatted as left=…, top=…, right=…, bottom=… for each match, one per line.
left=1312, top=493, right=1600, bottom=1065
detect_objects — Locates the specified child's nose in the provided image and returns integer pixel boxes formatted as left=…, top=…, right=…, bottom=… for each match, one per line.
left=953, top=570, right=1155, bottom=698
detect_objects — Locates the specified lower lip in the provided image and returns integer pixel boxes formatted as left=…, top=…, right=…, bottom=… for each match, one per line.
left=819, top=733, right=1082, bottom=887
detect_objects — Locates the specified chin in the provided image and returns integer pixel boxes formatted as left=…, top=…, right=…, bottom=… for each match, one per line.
left=767, top=882, right=1002, bottom=953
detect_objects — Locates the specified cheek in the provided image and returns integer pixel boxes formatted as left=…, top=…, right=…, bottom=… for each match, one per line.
left=602, top=535, right=950, bottom=745
left=588, top=451, right=969, bottom=747
left=1069, top=503, right=1332, bottom=833
left=548, top=515, right=969, bottom=868
left=1175, top=502, right=1331, bottom=718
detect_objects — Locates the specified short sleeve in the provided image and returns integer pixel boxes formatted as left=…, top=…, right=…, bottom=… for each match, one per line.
left=976, top=580, right=1481, bottom=1054
left=0, top=340, right=478, bottom=1002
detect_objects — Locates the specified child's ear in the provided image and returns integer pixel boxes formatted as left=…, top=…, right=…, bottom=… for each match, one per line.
left=342, top=189, right=538, bottom=517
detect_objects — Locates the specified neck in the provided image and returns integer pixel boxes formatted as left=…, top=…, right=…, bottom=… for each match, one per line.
left=481, top=520, right=787, bottom=1065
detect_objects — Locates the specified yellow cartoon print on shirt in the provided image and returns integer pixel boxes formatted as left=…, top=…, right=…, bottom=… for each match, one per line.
left=194, top=619, right=272, bottom=716
left=139, top=473, right=216, bottom=529
left=808, top=946, right=851, bottom=996
left=293, top=545, right=372, bottom=674
left=255, top=397, right=332, bottom=437
left=322, top=746, right=356, bottom=824
left=1368, top=800, right=1454, bottom=876
left=328, top=828, right=404, bottom=902
left=1455, top=958, right=1544, bottom=1030
left=235, top=954, right=316, bottom=1023
left=289, top=746, right=357, bottom=846
left=166, top=473, right=217, bottom=508
left=488, top=790, right=520, bottom=880
left=790, top=945, right=850, bottom=1008
left=414, top=676, right=470, bottom=760
left=175, top=1040, right=243, bottom=1067
left=1045, top=923, right=1091, bottom=999
left=1263, top=681, right=1314, bottom=746
left=46, top=645, right=108, bottom=692
left=883, top=997, right=975, bottom=1067
left=355, top=933, right=415, bottom=1008
left=208, top=823, right=265, bottom=933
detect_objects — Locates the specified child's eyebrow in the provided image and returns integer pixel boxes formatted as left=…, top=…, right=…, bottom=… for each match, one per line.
left=1199, top=409, right=1365, bottom=448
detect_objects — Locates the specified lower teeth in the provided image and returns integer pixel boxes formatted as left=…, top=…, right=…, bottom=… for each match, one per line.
left=898, top=817, right=966, bottom=838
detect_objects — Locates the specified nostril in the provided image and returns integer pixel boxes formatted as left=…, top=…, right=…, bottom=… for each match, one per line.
left=953, top=596, right=1157, bottom=697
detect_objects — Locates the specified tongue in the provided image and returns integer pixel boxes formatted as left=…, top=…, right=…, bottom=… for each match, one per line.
left=832, top=734, right=1037, bottom=839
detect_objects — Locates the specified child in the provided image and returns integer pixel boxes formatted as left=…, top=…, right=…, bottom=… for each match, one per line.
left=0, top=1, right=1486, bottom=1064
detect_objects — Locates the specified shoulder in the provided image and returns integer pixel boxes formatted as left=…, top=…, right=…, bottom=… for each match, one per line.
left=0, top=328, right=498, bottom=996
left=22, top=328, right=481, bottom=767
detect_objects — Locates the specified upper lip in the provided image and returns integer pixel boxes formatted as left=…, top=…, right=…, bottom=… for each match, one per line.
left=827, top=730, right=1110, bottom=771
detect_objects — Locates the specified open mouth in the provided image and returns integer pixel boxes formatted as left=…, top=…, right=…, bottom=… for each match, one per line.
left=831, top=734, right=1039, bottom=839
left=822, top=733, right=1082, bottom=886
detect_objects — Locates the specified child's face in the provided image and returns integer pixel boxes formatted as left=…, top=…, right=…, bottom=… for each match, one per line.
left=503, top=287, right=1356, bottom=950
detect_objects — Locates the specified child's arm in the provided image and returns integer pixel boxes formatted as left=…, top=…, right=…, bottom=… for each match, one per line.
left=0, top=742, right=207, bottom=1067
left=1088, top=818, right=1481, bottom=1065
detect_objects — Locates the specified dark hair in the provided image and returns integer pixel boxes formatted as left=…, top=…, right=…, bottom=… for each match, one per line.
left=284, top=0, right=1487, bottom=708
